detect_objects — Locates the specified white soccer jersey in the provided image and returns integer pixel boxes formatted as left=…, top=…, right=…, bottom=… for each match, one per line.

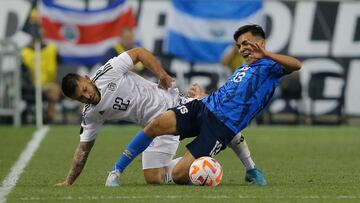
left=79, top=52, right=181, bottom=154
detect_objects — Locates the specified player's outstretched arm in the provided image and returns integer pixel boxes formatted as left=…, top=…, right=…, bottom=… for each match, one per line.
left=54, top=140, right=95, bottom=187
left=127, top=47, right=173, bottom=89
left=247, top=41, right=302, bottom=72
left=263, top=51, right=302, bottom=72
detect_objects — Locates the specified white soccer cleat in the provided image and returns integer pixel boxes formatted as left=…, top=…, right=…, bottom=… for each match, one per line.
left=105, top=169, right=121, bottom=187
left=164, top=171, right=173, bottom=184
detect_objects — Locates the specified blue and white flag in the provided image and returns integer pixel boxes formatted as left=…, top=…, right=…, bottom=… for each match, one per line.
left=165, top=0, right=264, bottom=63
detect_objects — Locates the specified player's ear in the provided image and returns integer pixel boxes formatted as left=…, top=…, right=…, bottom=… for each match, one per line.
left=259, top=39, right=265, bottom=49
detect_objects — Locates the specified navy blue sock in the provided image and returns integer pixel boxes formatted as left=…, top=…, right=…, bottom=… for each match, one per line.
left=113, top=131, right=153, bottom=172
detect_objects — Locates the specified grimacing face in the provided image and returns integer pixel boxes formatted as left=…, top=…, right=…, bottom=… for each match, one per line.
left=71, top=76, right=101, bottom=105
left=236, top=31, right=265, bottom=64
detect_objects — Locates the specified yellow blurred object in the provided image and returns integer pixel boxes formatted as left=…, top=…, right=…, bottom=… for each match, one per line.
left=113, top=44, right=126, bottom=54
left=228, top=54, right=243, bottom=73
left=30, top=8, right=38, bottom=19
left=113, top=43, right=143, bottom=71
left=221, top=45, right=243, bottom=73
left=21, top=44, right=58, bottom=85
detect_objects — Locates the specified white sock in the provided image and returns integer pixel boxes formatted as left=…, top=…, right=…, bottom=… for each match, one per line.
left=228, top=132, right=256, bottom=170
left=164, top=157, right=182, bottom=184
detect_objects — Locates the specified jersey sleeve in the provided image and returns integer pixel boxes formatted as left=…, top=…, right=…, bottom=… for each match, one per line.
left=107, top=51, right=134, bottom=75
left=79, top=113, right=104, bottom=142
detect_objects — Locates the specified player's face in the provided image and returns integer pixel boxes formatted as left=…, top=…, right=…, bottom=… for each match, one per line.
left=72, top=76, right=101, bottom=105
left=236, top=32, right=265, bottom=64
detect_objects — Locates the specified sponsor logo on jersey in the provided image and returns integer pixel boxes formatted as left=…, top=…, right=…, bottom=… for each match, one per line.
left=107, top=82, right=117, bottom=91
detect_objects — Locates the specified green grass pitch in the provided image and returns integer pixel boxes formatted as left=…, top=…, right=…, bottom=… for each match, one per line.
left=0, top=125, right=359, bottom=203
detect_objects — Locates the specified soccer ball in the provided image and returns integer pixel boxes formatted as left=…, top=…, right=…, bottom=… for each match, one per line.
left=189, top=156, right=223, bottom=186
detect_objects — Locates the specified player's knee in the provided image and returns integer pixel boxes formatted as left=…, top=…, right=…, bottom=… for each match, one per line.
left=143, top=169, right=165, bottom=185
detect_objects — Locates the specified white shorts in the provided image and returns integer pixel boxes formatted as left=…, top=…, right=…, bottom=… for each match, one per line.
left=141, top=135, right=179, bottom=169
left=143, top=135, right=179, bottom=155
left=142, top=151, right=175, bottom=169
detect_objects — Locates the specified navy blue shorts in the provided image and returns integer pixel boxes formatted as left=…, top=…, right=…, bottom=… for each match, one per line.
left=169, top=99, right=235, bottom=158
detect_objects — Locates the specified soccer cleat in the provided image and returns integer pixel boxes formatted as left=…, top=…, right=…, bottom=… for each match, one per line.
left=164, top=171, right=173, bottom=184
left=245, top=168, right=267, bottom=186
left=105, top=169, right=121, bottom=187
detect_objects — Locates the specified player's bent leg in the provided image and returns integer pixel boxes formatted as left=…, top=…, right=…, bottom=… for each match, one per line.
left=106, top=111, right=179, bottom=186
left=142, top=151, right=174, bottom=184
left=144, top=111, right=178, bottom=138
left=228, top=133, right=267, bottom=186
left=143, top=158, right=183, bottom=184
left=143, top=168, right=166, bottom=184
left=107, top=130, right=154, bottom=187
left=142, top=133, right=180, bottom=184
left=172, top=150, right=195, bottom=185
left=228, top=133, right=256, bottom=170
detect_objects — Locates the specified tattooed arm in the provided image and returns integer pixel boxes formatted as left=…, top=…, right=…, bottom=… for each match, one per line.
left=55, top=140, right=95, bottom=186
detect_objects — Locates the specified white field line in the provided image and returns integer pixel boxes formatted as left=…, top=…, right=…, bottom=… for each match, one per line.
left=17, top=195, right=360, bottom=201
left=0, top=126, right=49, bottom=203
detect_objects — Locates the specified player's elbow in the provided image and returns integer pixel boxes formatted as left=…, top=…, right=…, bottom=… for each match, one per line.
left=127, top=47, right=150, bottom=64
left=285, top=60, right=302, bottom=72
left=293, top=60, right=302, bottom=71
left=132, top=47, right=149, bottom=56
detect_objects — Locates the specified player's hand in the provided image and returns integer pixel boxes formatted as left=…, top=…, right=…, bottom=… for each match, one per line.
left=54, top=181, right=71, bottom=187
left=158, top=74, right=174, bottom=90
left=247, top=40, right=267, bottom=60
left=187, top=83, right=207, bottom=99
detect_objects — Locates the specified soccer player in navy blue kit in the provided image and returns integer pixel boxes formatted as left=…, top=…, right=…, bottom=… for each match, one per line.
left=113, top=24, right=302, bottom=185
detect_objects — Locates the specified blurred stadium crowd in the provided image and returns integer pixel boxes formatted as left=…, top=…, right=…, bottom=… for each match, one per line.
left=0, top=0, right=359, bottom=126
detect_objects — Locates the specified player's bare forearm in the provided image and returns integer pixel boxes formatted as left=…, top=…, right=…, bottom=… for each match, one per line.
left=56, top=140, right=95, bottom=186
left=264, top=51, right=302, bottom=72
left=128, top=48, right=168, bottom=78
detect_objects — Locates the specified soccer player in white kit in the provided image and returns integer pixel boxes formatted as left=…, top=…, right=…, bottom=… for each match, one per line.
left=55, top=48, right=264, bottom=187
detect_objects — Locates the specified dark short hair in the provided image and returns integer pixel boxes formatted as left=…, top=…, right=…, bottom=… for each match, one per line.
left=62, top=73, right=81, bottom=98
left=233, top=24, right=265, bottom=41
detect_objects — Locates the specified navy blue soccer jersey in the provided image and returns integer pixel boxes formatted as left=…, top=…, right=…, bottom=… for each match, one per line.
left=202, top=57, right=287, bottom=134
